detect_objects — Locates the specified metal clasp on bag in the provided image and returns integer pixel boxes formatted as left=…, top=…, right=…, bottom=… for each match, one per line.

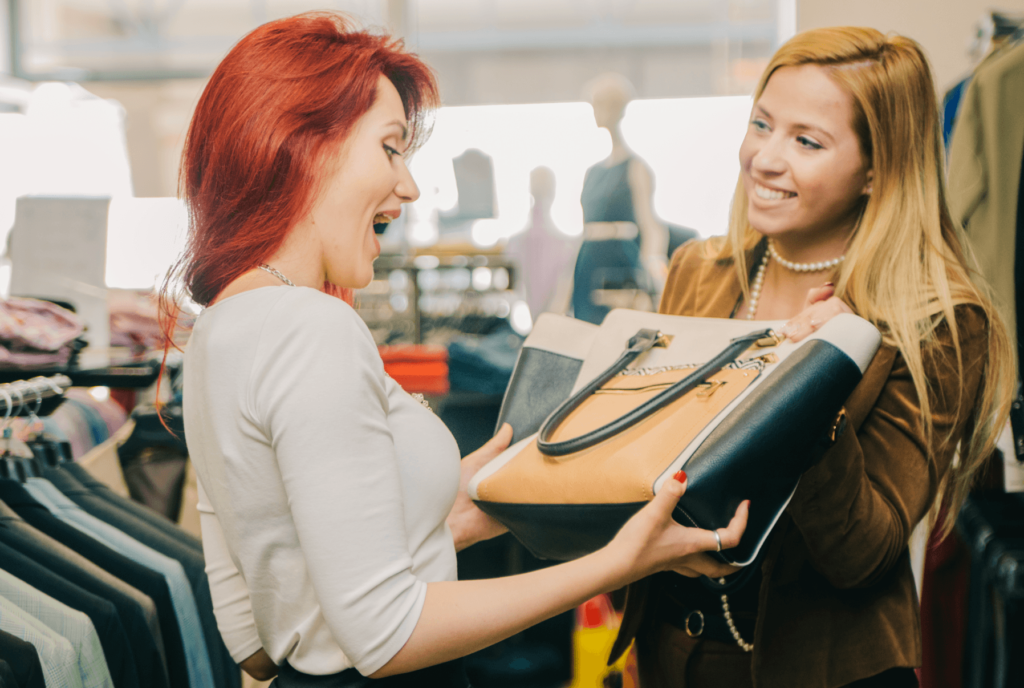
left=626, top=329, right=663, bottom=355
left=754, top=330, right=785, bottom=348
left=739, top=352, right=779, bottom=365
left=685, top=610, right=705, bottom=637
left=830, top=407, right=849, bottom=443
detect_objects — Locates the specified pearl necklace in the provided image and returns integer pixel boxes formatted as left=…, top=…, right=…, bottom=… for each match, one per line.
left=767, top=239, right=845, bottom=273
left=258, top=263, right=296, bottom=287
left=744, top=250, right=770, bottom=320
left=746, top=241, right=845, bottom=320
left=728, top=237, right=847, bottom=648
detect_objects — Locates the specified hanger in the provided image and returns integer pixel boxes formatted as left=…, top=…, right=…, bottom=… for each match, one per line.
left=1, top=388, right=36, bottom=459
left=23, top=381, right=60, bottom=468
left=25, top=376, right=69, bottom=467
left=0, top=386, right=40, bottom=481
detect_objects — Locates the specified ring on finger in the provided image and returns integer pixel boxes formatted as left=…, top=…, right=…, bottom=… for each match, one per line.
left=809, top=318, right=821, bottom=329
left=712, top=529, right=723, bottom=552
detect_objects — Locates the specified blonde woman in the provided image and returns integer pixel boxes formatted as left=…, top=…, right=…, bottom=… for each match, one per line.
left=614, top=27, right=1016, bottom=688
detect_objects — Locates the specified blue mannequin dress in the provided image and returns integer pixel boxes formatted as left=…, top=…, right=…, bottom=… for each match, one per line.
left=572, top=156, right=647, bottom=324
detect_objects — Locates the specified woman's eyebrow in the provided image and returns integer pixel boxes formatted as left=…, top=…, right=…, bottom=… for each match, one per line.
left=758, top=104, right=835, bottom=143
left=387, top=119, right=409, bottom=141
left=791, top=122, right=835, bottom=143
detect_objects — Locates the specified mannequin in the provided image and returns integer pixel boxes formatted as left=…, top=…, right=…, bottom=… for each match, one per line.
left=506, top=166, right=577, bottom=318
left=573, top=73, right=668, bottom=324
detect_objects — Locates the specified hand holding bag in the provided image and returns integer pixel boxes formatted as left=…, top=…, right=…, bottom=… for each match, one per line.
left=469, top=308, right=881, bottom=566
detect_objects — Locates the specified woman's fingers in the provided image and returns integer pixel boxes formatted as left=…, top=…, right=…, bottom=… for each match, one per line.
left=650, top=470, right=688, bottom=519
left=486, top=423, right=514, bottom=453
left=716, top=500, right=749, bottom=550
left=463, top=423, right=514, bottom=467
left=667, top=501, right=749, bottom=577
left=671, top=565, right=702, bottom=578
left=803, top=282, right=835, bottom=309
left=688, top=499, right=749, bottom=559
left=624, top=474, right=747, bottom=580
left=781, top=295, right=853, bottom=342
left=673, top=554, right=743, bottom=579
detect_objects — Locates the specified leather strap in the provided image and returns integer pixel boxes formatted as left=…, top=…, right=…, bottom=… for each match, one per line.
left=537, top=327, right=774, bottom=456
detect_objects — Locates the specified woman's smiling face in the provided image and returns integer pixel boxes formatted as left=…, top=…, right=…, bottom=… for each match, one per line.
left=309, top=74, right=420, bottom=289
left=739, top=64, right=872, bottom=249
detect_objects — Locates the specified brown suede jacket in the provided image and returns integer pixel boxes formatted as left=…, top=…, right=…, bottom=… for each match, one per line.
left=617, top=239, right=989, bottom=688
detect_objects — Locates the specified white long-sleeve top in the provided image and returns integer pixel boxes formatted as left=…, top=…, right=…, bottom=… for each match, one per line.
left=182, top=286, right=461, bottom=676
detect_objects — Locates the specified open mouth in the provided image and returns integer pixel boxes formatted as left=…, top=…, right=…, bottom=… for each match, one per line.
left=754, top=182, right=796, bottom=201
left=373, top=213, right=392, bottom=235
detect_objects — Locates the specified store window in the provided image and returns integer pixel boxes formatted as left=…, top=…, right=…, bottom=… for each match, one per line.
left=2, top=0, right=796, bottom=292
left=406, top=95, right=754, bottom=248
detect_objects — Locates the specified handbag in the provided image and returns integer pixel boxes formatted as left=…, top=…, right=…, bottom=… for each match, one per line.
left=470, top=308, right=881, bottom=566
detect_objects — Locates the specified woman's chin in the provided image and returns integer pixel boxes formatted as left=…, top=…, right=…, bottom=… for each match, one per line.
left=745, top=212, right=790, bottom=240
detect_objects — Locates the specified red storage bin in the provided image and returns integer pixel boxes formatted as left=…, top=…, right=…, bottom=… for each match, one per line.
left=378, top=345, right=450, bottom=396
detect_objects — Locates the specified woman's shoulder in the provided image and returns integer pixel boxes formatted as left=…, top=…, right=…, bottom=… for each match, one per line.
left=243, top=289, right=386, bottom=406
left=205, top=286, right=374, bottom=351
left=670, top=235, right=725, bottom=264
left=919, top=304, right=991, bottom=379
left=660, top=236, right=736, bottom=315
left=269, top=288, right=376, bottom=348
left=924, top=304, right=989, bottom=352
left=270, top=285, right=359, bottom=317
left=951, top=303, right=988, bottom=337
left=878, top=305, right=990, bottom=394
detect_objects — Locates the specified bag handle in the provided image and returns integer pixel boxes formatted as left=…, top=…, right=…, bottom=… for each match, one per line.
left=536, top=327, right=776, bottom=457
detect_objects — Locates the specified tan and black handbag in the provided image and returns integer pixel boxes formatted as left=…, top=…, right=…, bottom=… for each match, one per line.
left=470, top=308, right=881, bottom=566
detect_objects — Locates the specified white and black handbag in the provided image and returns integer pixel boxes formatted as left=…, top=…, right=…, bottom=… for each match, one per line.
left=470, top=308, right=881, bottom=566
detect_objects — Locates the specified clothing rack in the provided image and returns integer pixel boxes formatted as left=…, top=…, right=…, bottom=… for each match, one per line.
left=0, top=358, right=162, bottom=388
left=1, top=374, right=72, bottom=417
left=0, top=386, right=240, bottom=688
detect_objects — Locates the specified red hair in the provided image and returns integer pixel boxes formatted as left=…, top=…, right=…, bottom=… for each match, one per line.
left=159, top=11, right=438, bottom=343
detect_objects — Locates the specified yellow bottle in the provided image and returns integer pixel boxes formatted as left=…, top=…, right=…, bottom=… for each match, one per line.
left=570, top=595, right=636, bottom=688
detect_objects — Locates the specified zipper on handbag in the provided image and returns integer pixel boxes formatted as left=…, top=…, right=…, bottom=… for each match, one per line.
left=695, top=380, right=727, bottom=398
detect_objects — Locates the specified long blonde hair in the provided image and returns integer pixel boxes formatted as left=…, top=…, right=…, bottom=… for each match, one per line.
left=720, top=27, right=1015, bottom=537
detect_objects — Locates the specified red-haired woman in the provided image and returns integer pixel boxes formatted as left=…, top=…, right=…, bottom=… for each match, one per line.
left=165, top=12, right=748, bottom=687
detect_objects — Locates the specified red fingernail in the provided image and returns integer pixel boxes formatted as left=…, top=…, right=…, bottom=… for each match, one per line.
left=823, top=282, right=834, bottom=288
left=673, top=470, right=687, bottom=484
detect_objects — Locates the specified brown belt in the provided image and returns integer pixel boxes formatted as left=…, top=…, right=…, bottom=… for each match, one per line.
left=657, top=594, right=756, bottom=646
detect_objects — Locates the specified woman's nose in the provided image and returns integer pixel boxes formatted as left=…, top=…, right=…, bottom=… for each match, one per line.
left=751, top=135, right=787, bottom=176
left=395, top=162, right=420, bottom=203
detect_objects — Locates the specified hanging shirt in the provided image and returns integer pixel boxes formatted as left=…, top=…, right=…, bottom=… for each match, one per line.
left=0, top=493, right=170, bottom=688
left=0, top=568, right=112, bottom=688
left=35, top=468, right=236, bottom=688
left=0, top=537, right=138, bottom=688
left=0, top=593, right=83, bottom=688
left=0, top=628, right=46, bottom=688
left=23, top=478, right=214, bottom=688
